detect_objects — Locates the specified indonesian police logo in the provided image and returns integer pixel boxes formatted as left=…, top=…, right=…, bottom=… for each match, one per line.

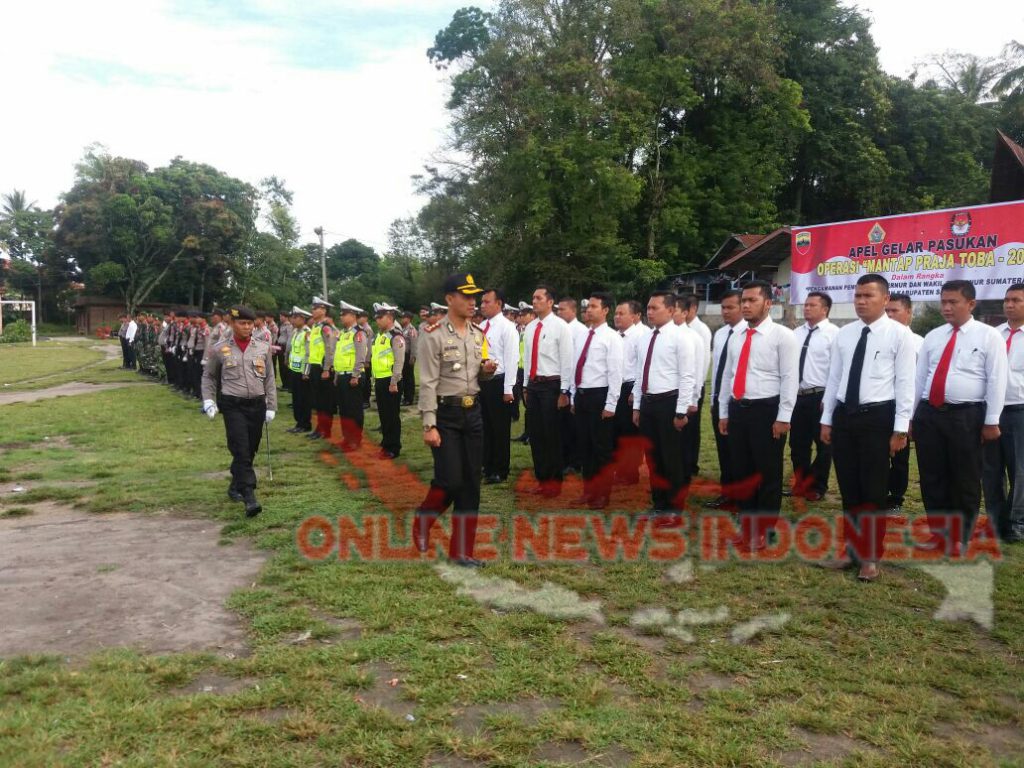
left=868, top=223, right=886, bottom=244
left=794, top=231, right=812, bottom=256
left=950, top=211, right=972, bottom=237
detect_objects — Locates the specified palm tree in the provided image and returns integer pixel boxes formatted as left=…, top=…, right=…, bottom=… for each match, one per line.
left=992, top=40, right=1024, bottom=98
left=1, top=189, right=38, bottom=221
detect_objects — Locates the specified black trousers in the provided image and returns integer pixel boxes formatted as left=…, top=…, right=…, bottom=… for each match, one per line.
left=480, top=375, right=511, bottom=479
left=888, top=444, right=911, bottom=507
left=710, top=398, right=735, bottom=500
left=512, top=368, right=523, bottom=422
left=361, top=365, right=372, bottom=406
left=416, top=402, right=484, bottom=559
left=575, top=387, right=614, bottom=501
left=162, top=351, right=174, bottom=385
left=218, top=395, right=266, bottom=494
left=277, top=355, right=291, bottom=392
left=789, top=391, right=832, bottom=496
left=639, top=393, right=688, bottom=511
left=613, top=381, right=641, bottom=484
left=119, top=337, right=130, bottom=367
left=684, top=389, right=704, bottom=476
left=401, top=360, right=416, bottom=405
left=561, top=400, right=579, bottom=471
left=190, top=351, right=204, bottom=398
left=526, top=379, right=564, bottom=487
left=335, top=373, right=365, bottom=447
left=831, top=403, right=895, bottom=563
left=914, top=401, right=985, bottom=545
left=375, top=378, right=402, bottom=456
left=291, top=371, right=312, bottom=430
left=727, top=397, right=784, bottom=529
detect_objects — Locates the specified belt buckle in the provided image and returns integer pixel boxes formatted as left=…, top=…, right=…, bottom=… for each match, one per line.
left=461, top=396, right=474, bottom=409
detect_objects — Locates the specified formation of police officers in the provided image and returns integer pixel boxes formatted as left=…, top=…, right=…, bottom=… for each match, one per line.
left=119, top=273, right=1024, bottom=574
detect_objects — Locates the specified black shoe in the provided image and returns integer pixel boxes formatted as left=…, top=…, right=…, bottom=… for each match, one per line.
left=243, top=493, right=262, bottom=517
left=378, top=449, right=397, bottom=459
left=285, top=426, right=302, bottom=433
left=227, top=486, right=244, bottom=502
left=483, top=475, right=504, bottom=485
left=704, top=495, right=727, bottom=509
left=453, top=557, right=485, bottom=568
left=307, top=432, right=322, bottom=441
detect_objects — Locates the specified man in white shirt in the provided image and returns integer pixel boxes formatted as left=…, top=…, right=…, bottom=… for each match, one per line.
left=788, top=291, right=839, bottom=501
left=883, top=294, right=926, bottom=511
left=479, top=288, right=521, bottom=484
left=613, top=300, right=645, bottom=484
left=914, top=279, right=1007, bottom=555
left=982, top=283, right=1024, bottom=543
left=633, top=291, right=696, bottom=519
left=718, top=281, right=799, bottom=551
left=705, top=290, right=745, bottom=510
left=557, top=297, right=588, bottom=473
left=523, top=285, right=575, bottom=496
left=683, top=294, right=713, bottom=477
left=820, top=274, right=915, bottom=580
left=672, top=297, right=702, bottom=477
left=125, top=313, right=139, bottom=370
left=570, top=293, right=623, bottom=508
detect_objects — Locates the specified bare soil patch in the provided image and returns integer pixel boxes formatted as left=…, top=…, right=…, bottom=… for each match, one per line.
left=452, top=696, right=561, bottom=735
left=0, top=381, right=147, bottom=406
left=775, top=728, right=880, bottom=767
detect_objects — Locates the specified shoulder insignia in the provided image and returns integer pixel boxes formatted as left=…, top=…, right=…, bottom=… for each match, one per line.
left=422, top=323, right=440, bottom=333
left=393, top=336, right=404, bottom=347
left=221, top=345, right=230, bottom=354
left=355, top=331, right=365, bottom=342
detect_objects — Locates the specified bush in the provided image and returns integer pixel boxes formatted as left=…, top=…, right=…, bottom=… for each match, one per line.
left=912, top=305, right=945, bottom=337
left=0, top=319, right=32, bottom=344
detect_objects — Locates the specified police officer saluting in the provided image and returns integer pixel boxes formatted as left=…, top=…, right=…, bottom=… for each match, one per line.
left=415, top=273, right=496, bottom=566
left=202, top=305, right=277, bottom=517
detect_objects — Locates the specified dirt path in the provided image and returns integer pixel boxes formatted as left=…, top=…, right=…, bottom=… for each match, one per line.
left=0, top=502, right=266, bottom=657
left=0, top=381, right=148, bottom=406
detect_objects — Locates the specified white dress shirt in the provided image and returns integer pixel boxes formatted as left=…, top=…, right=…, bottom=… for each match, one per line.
left=710, top=320, right=747, bottom=401
left=523, top=313, right=575, bottom=387
left=916, top=318, right=1007, bottom=425
left=793, top=318, right=839, bottom=390
left=565, top=316, right=589, bottom=345
left=632, top=321, right=696, bottom=415
left=481, top=312, right=520, bottom=395
left=619, top=322, right=645, bottom=384
left=125, top=320, right=138, bottom=343
left=718, top=316, right=799, bottom=422
left=998, top=323, right=1024, bottom=406
left=820, top=314, right=916, bottom=432
left=571, top=323, right=623, bottom=411
left=674, top=320, right=702, bottom=406
left=908, top=331, right=924, bottom=358
left=688, top=315, right=713, bottom=389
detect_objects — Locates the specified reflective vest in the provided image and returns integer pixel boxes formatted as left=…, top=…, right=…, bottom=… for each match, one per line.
left=308, top=323, right=326, bottom=366
left=336, top=327, right=356, bottom=373
left=371, top=331, right=395, bottom=379
left=518, top=331, right=525, bottom=369
left=288, top=328, right=308, bottom=372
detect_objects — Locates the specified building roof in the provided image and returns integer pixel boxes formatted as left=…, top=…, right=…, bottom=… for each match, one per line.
left=990, top=130, right=1024, bottom=203
left=705, top=233, right=765, bottom=268
left=717, top=227, right=792, bottom=272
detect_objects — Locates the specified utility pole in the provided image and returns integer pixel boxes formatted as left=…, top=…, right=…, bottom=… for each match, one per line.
left=313, top=226, right=328, bottom=301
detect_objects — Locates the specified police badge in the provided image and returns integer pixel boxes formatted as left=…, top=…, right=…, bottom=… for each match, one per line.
left=253, top=357, right=266, bottom=378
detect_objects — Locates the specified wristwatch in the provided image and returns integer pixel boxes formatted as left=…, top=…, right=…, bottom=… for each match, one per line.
left=893, top=431, right=908, bottom=438
left=424, top=425, right=437, bottom=433
left=675, top=413, right=687, bottom=419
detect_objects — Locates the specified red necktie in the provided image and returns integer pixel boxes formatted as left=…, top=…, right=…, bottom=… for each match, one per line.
left=732, top=329, right=756, bottom=400
left=641, top=329, right=660, bottom=394
left=1008, top=327, right=1020, bottom=353
left=529, top=321, right=543, bottom=381
left=928, top=327, right=958, bottom=408
left=574, top=329, right=595, bottom=387
left=483, top=321, right=490, bottom=336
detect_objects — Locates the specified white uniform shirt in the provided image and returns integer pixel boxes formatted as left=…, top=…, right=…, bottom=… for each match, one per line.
left=125, top=320, right=138, bottom=343
left=523, top=313, right=575, bottom=386
left=632, top=321, right=696, bottom=415
left=820, top=314, right=916, bottom=432
left=998, top=323, right=1024, bottom=406
left=481, top=312, right=520, bottom=395
left=688, top=315, right=713, bottom=393
left=565, top=317, right=589, bottom=346
left=793, top=318, right=839, bottom=390
left=619, top=322, right=645, bottom=385
left=674, top=320, right=702, bottom=406
left=710, top=320, right=747, bottom=401
left=571, top=323, right=623, bottom=411
left=718, top=316, right=799, bottom=422
left=916, top=318, right=1007, bottom=425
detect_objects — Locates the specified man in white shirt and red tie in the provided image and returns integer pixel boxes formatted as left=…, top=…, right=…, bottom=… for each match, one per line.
left=613, top=300, right=645, bottom=484
left=883, top=294, right=926, bottom=512
left=983, top=283, right=1024, bottom=543
left=523, top=285, right=575, bottom=496
left=914, top=279, right=1007, bottom=556
left=788, top=291, right=839, bottom=501
left=683, top=294, right=713, bottom=477
left=820, top=274, right=915, bottom=581
left=570, top=292, right=623, bottom=509
left=479, top=288, right=521, bottom=484
left=718, top=281, right=799, bottom=551
left=632, top=291, right=696, bottom=520
left=705, top=289, right=745, bottom=510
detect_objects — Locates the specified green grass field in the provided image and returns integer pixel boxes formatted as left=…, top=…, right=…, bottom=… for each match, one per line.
left=0, top=357, right=1022, bottom=767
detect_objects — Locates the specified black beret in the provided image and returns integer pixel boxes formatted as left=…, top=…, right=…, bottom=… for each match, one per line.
left=229, top=305, right=256, bottom=321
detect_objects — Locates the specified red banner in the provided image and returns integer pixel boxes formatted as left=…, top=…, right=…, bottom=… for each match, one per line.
left=789, top=200, right=1024, bottom=303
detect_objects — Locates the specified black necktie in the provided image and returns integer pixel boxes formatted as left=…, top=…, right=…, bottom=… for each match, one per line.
left=799, top=325, right=817, bottom=384
left=714, top=328, right=733, bottom=400
left=845, top=327, right=870, bottom=411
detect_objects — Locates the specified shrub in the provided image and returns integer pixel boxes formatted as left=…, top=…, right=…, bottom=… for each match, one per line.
left=0, top=319, right=31, bottom=344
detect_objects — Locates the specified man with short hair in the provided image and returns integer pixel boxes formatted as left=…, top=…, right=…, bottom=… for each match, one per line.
left=556, top=297, right=587, bottom=473
left=117, top=314, right=130, bottom=368
left=914, top=279, right=1007, bottom=554
left=718, top=281, right=799, bottom=551
left=398, top=311, right=419, bottom=406
left=983, top=283, right=1024, bottom=543
left=884, top=294, right=925, bottom=511
left=371, top=303, right=406, bottom=459
left=333, top=302, right=369, bottom=450
left=788, top=291, right=839, bottom=500
left=683, top=294, right=712, bottom=476
left=479, top=288, right=520, bottom=483
left=286, top=307, right=313, bottom=434
left=613, top=300, right=645, bottom=484
left=705, top=289, right=746, bottom=509
left=307, top=298, right=337, bottom=440
left=125, top=313, right=139, bottom=369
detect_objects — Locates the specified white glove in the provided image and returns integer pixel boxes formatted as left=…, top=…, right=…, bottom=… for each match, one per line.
left=203, top=400, right=218, bottom=419
left=265, top=410, right=276, bottom=423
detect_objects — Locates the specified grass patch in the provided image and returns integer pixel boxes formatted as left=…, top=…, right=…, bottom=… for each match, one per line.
left=0, top=340, right=107, bottom=386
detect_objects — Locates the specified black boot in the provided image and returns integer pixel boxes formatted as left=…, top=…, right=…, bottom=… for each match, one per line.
left=243, top=490, right=262, bottom=517
left=227, top=485, right=244, bottom=502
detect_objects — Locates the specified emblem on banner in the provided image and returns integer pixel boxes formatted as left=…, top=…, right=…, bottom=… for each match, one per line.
left=950, top=211, right=972, bottom=237
left=868, top=223, right=886, bottom=244
left=794, top=231, right=812, bottom=256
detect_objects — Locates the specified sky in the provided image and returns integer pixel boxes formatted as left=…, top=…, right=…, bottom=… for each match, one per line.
left=1, top=0, right=1020, bottom=255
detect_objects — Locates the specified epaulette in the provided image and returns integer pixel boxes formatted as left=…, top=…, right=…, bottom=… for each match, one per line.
left=422, top=322, right=440, bottom=333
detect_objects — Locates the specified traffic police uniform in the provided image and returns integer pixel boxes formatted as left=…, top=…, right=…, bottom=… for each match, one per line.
left=415, top=273, right=494, bottom=565
left=308, top=297, right=337, bottom=440
left=371, top=302, right=406, bottom=458
left=201, top=305, right=278, bottom=517
left=286, top=307, right=313, bottom=433
left=334, top=301, right=370, bottom=450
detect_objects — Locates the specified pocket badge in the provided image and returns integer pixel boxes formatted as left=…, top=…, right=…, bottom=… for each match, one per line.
left=253, top=357, right=266, bottom=377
